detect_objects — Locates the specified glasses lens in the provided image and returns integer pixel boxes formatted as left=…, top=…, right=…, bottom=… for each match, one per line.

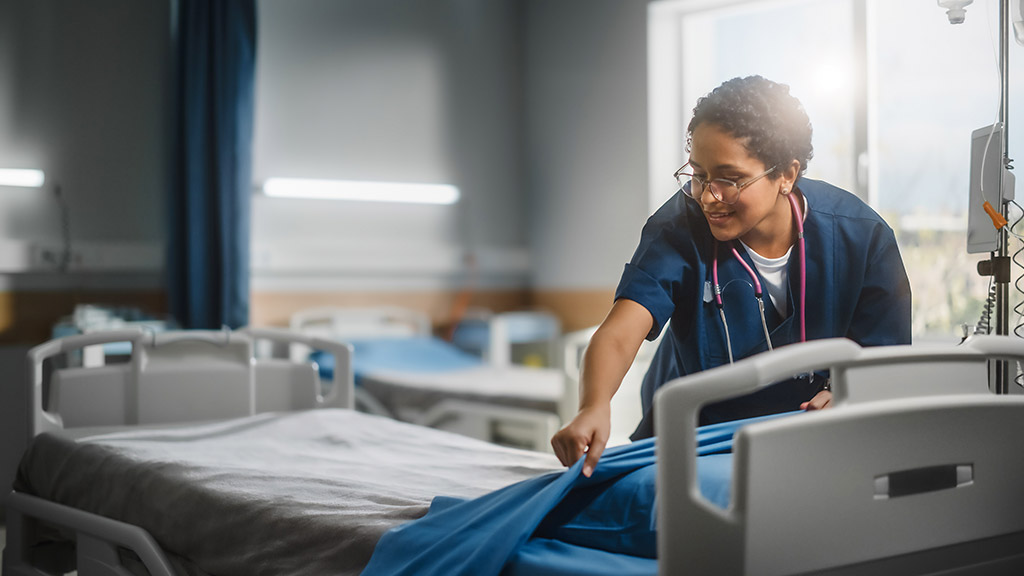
left=678, top=173, right=697, bottom=197
left=708, top=180, right=739, bottom=203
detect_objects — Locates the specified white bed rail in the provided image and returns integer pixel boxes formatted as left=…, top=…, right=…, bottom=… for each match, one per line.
left=657, top=336, right=1024, bottom=575
left=244, top=326, right=354, bottom=410
left=4, top=492, right=176, bottom=576
left=27, top=328, right=354, bottom=438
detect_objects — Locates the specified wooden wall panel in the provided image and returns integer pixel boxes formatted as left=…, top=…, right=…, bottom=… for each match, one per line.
left=0, top=291, right=167, bottom=345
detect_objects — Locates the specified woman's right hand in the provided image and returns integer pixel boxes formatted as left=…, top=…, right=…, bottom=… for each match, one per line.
left=550, top=403, right=611, bottom=477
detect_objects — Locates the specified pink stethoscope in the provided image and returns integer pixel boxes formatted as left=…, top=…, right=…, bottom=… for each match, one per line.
left=710, top=192, right=806, bottom=364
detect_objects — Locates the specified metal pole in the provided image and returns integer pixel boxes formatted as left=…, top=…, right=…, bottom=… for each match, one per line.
left=996, top=0, right=1010, bottom=394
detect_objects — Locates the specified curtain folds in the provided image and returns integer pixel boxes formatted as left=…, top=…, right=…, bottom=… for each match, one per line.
left=169, top=0, right=256, bottom=329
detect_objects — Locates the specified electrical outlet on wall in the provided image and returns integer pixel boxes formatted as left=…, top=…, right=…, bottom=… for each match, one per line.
left=29, top=243, right=81, bottom=271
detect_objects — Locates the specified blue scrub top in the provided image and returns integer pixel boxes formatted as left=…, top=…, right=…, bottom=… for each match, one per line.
left=620, top=177, right=912, bottom=435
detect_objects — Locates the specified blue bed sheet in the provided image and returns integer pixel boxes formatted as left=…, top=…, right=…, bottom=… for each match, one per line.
left=311, top=336, right=483, bottom=381
left=361, top=413, right=796, bottom=576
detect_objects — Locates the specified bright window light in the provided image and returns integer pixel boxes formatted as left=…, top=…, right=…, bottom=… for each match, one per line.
left=263, top=178, right=460, bottom=205
left=0, top=169, right=45, bottom=188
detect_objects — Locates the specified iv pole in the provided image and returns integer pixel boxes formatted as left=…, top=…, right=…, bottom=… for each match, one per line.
left=952, top=0, right=1017, bottom=392
left=993, top=0, right=1012, bottom=394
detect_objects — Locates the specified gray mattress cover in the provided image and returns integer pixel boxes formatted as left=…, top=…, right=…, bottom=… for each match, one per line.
left=15, top=409, right=560, bottom=576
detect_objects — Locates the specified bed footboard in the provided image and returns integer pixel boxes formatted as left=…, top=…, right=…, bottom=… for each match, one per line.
left=656, top=336, right=1024, bottom=576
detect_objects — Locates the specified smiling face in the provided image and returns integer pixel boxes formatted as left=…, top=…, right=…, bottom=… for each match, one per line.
left=688, top=122, right=798, bottom=257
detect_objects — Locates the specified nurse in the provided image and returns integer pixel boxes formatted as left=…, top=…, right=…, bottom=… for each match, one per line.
left=551, top=76, right=911, bottom=476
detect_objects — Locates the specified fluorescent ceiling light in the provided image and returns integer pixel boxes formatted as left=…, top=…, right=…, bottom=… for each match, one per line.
left=0, top=169, right=45, bottom=188
left=263, top=178, right=460, bottom=205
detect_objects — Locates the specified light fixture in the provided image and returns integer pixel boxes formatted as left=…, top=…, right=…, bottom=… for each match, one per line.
left=263, top=178, right=460, bottom=205
left=0, top=169, right=46, bottom=188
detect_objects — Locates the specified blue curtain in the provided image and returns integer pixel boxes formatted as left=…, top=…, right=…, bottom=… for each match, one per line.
left=169, top=0, right=256, bottom=329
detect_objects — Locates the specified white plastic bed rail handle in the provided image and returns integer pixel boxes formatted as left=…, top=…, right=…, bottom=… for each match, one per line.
left=656, top=338, right=863, bottom=410
left=29, top=329, right=147, bottom=362
left=654, top=338, right=863, bottom=575
left=27, top=330, right=150, bottom=438
left=963, top=333, right=1024, bottom=360
left=149, top=329, right=239, bottom=348
left=242, top=327, right=355, bottom=410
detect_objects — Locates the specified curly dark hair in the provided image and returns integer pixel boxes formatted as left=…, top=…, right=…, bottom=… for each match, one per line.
left=686, top=76, right=813, bottom=178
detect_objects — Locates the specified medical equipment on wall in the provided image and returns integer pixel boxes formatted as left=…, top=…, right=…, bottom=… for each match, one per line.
left=1015, top=0, right=1024, bottom=45
left=947, top=0, right=1020, bottom=394
left=938, top=0, right=974, bottom=24
left=711, top=191, right=806, bottom=364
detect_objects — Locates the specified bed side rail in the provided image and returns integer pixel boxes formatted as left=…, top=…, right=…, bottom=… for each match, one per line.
left=655, top=335, right=1024, bottom=576
left=3, top=491, right=176, bottom=576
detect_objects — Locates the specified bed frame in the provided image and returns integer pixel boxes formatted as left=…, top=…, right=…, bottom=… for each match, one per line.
left=657, top=335, right=1024, bottom=575
left=4, top=327, right=354, bottom=576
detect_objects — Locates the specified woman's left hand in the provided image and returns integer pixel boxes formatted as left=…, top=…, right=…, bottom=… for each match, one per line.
left=800, top=390, right=832, bottom=411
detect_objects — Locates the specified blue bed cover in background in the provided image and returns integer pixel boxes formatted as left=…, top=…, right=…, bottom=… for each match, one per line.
left=361, top=413, right=792, bottom=576
left=311, top=336, right=483, bottom=381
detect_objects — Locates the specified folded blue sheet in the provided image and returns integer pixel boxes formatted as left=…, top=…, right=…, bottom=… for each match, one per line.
left=311, top=336, right=482, bottom=381
left=361, top=413, right=795, bottom=576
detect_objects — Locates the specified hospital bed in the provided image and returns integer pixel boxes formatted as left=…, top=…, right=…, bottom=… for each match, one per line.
left=285, top=306, right=566, bottom=450
left=6, top=333, right=1024, bottom=575
left=450, top=308, right=562, bottom=367
left=3, top=327, right=560, bottom=576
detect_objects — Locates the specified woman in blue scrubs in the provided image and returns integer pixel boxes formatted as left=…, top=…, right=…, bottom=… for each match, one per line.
left=551, top=76, right=911, bottom=476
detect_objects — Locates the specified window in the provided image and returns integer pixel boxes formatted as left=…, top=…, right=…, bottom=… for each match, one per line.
left=650, top=0, right=1024, bottom=341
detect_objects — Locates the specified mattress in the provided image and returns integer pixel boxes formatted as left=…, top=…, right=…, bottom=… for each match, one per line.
left=14, top=409, right=560, bottom=576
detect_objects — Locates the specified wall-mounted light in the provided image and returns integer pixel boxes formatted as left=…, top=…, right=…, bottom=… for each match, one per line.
left=263, top=178, right=460, bottom=205
left=0, top=169, right=46, bottom=188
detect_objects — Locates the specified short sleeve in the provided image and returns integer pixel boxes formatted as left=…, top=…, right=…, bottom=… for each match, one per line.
left=613, top=193, right=703, bottom=341
left=615, top=264, right=676, bottom=340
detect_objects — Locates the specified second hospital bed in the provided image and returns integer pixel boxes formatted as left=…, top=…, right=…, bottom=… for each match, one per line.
left=286, top=306, right=566, bottom=450
left=5, top=332, right=1024, bottom=575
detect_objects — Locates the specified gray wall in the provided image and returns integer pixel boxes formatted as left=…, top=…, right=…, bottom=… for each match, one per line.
left=523, top=0, right=650, bottom=290
left=0, top=0, right=170, bottom=253
left=252, top=0, right=530, bottom=289
left=252, top=0, right=651, bottom=293
left=0, top=0, right=171, bottom=519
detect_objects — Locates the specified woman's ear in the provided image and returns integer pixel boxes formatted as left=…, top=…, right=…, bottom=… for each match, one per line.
left=779, top=159, right=800, bottom=192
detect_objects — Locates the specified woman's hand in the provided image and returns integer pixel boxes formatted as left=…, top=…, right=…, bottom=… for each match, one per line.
left=800, top=390, right=832, bottom=411
left=550, top=404, right=611, bottom=478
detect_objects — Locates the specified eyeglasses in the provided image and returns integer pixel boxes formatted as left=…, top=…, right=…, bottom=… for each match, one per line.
left=674, top=162, right=777, bottom=205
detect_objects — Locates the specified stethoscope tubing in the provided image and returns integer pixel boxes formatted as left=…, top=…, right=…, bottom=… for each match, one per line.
left=711, top=191, right=807, bottom=362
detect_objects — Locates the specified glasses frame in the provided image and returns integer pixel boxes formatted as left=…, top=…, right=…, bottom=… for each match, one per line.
left=674, top=162, right=777, bottom=205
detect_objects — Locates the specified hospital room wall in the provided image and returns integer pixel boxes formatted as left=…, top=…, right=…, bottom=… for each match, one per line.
left=249, top=0, right=652, bottom=334
left=249, top=0, right=536, bottom=330
left=0, top=0, right=171, bottom=523
left=0, top=0, right=170, bottom=346
left=521, top=0, right=651, bottom=331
